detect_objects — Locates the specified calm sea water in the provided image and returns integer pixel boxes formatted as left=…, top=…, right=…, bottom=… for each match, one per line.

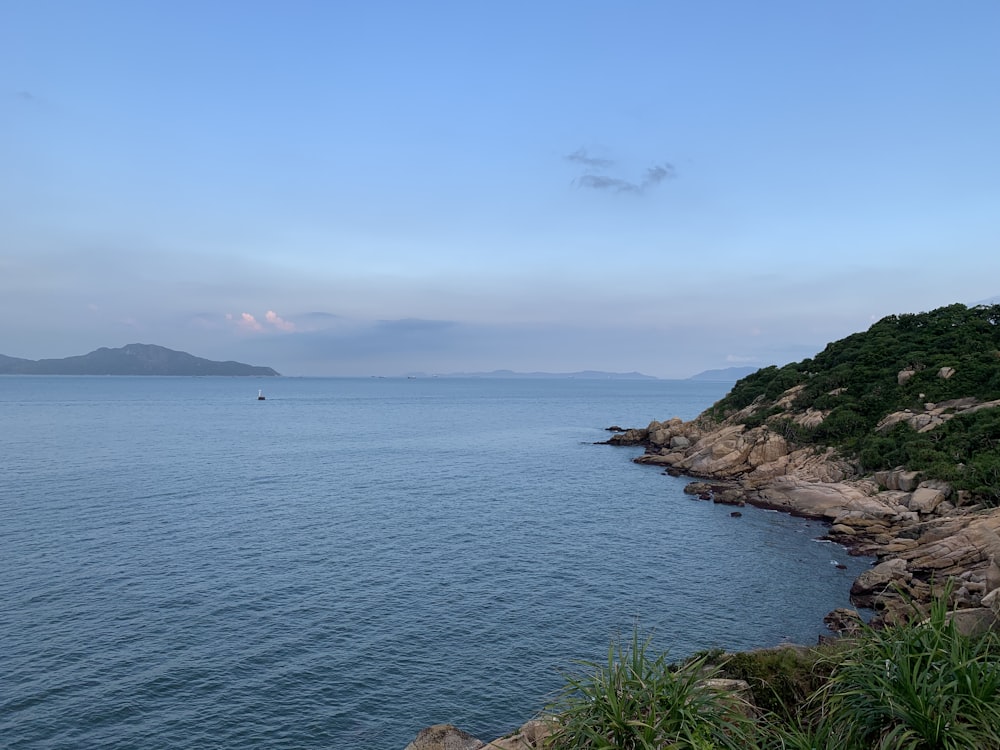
left=0, top=376, right=871, bottom=749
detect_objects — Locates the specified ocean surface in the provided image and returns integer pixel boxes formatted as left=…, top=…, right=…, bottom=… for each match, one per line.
left=0, top=376, right=873, bottom=749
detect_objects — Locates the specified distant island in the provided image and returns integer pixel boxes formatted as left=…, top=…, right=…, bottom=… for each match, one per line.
left=687, top=366, right=760, bottom=381
left=405, top=369, right=659, bottom=380
left=401, top=367, right=762, bottom=381
left=0, top=344, right=280, bottom=376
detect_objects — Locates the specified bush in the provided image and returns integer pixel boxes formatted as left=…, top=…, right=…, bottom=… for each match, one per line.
left=810, top=595, right=1000, bottom=749
left=543, top=595, right=1000, bottom=749
left=717, top=646, right=831, bottom=722
left=544, top=629, right=760, bottom=749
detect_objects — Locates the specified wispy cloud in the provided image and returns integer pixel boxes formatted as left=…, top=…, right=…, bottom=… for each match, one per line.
left=642, top=164, right=676, bottom=186
left=575, top=174, right=633, bottom=192
left=225, top=310, right=297, bottom=333
left=240, top=312, right=262, bottom=331
left=567, top=147, right=676, bottom=195
left=265, top=310, right=295, bottom=331
left=565, top=147, right=614, bottom=169
left=226, top=312, right=264, bottom=332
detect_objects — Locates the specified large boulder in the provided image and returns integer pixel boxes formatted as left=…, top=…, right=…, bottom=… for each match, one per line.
left=874, top=469, right=922, bottom=492
left=876, top=398, right=1000, bottom=435
left=647, top=418, right=686, bottom=448
left=747, top=432, right=789, bottom=467
left=909, top=486, right=947, bottom=515
left=850, top=559, right=912, bottom=608
left=755, top=477, right=881, bottom=520
left=748, top=446, right=853, bottom=485
left=483, top=720, right=554, bottom=749
left=606, top=427, right=648, bottom=446
left=656, top=425, right=793, bottom=478
left=405, top=724, right=484, bottom=750
left=901, top=514, right=1000, bottom=574
left=824, top=607, right=864, bottom=635
left=947, top=607, right=1000, bottom=636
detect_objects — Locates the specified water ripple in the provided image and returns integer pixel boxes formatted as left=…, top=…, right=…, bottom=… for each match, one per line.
left=0, top=377, right=871, bottom=749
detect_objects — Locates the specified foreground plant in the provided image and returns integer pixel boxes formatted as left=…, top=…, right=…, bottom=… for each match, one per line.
left=811, top=594, right=1000, bottom=749
left=544, top=629, right=759, bottom=750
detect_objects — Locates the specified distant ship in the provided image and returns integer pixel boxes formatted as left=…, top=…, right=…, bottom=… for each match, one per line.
left=257, top=389, right=266, bottom=401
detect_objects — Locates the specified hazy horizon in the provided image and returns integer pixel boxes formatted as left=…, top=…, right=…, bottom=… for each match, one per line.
left=4, top=2, right=998, bottom=378
left=0, top=341, right=762, bottom=381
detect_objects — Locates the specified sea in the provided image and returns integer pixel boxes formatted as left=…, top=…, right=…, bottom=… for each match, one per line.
left=0, top=376, right=873, bottom=749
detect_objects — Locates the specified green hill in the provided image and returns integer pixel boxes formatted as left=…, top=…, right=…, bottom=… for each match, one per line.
left=708, top=303, right=1000, bottom=504
left=0, top=343, right=280, bottom=376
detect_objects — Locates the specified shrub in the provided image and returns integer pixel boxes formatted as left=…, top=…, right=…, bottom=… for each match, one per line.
left=810, top=595, right=1000, bottom=749
left=544, top=629, right=760, bottom=749
left=717, top=646, right=831, bottom=722
left=543, top=597, right=1000, bottom=749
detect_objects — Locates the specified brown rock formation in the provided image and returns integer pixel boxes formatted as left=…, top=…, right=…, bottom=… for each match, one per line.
left=404, top=720, right=555, bottom=750
left=405, top=723, right=485, bottom=750
left=608, top=386, right=1000, bottom=629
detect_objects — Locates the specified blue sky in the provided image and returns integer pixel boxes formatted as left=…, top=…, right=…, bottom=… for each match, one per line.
left=3, top=1, right=998, bottom=377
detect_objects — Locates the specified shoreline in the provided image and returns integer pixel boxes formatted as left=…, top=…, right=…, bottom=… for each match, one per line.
left=406, top=402, right=1000, bottom=748
left=608, top=409, right=1000, bottom=629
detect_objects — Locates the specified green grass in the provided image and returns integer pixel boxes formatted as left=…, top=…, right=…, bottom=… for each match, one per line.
left=544, top=629, right=759, bottom=749
left=715, top=646, right=833, bottom=722
left=810, top=595, right=1000, bottom=749
left=542, top=600, right=1000, bottom=750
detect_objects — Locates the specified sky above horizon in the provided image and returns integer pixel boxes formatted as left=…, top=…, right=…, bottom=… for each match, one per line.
left=3, top=1, right=998, bottom=377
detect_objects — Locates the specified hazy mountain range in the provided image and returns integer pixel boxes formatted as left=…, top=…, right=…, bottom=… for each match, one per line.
left=687, top=366, right=760, bottom=381
left=0, top=344, right=279, bottom=376
left=0, top=343, right=761, bottom=380
left=404, top=369, right=660, bottom=380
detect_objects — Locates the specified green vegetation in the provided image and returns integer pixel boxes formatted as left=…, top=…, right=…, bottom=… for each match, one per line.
left=0, top=343, right=280, bottom=375
left=544, top=630, right=758, bottom=749
left=707, top=304, right=1000, bottom=504
left=544, top=604, right=1000, bottom=749
left=714, top=646, right=831, bottom=722
left=811, top=596, right=1000, bottom=749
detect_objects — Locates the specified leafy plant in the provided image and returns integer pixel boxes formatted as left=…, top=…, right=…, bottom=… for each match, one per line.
left=809, top=594, right=1000, bottom=749
left=542, top=596, right=1000, bottom=750
left=717, top=646, right=831, bottom=721
left=544, top=629, right=759, bottom=749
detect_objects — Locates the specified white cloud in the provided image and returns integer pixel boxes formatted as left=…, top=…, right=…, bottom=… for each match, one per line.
left=265, top=310, right=295, bottom=332
left=238, top=312, right=263, bottom=332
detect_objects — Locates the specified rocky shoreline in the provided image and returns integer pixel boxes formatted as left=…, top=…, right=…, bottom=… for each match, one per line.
left=404, top=720, right=553, bottom=750
left=405, top=387, right=1000, bottom=748
left=606, top=392, right=1000, bottom=633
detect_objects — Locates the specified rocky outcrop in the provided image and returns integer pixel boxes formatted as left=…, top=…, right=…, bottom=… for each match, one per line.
left=405, top=724, right=485, bottom=750
left=621, top=418, right=853, bottom=486
left=404, top=720, right=554, bottom=750
left=482, top=720, right=553, bottom=749
left=606, top=385, right=1000, bottom=630
left=875, top=397, right=1000, bottom=434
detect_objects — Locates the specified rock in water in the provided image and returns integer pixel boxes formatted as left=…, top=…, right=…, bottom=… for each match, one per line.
left=405, top=723, right=484, bottom=750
